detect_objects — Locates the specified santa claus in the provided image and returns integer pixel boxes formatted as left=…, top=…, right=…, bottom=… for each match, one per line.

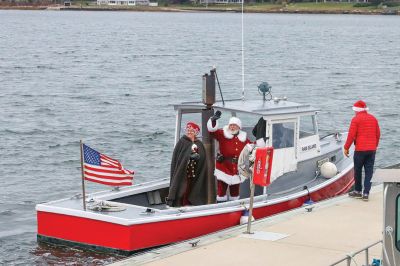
left=207, top=111, right=251, bottom=202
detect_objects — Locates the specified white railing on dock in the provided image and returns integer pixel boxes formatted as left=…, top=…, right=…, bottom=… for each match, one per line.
left=329, top=240, right=382, bottom=266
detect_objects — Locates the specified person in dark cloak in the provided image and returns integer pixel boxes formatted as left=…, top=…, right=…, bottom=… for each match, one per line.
left=167, top=122, right=209, bottom=207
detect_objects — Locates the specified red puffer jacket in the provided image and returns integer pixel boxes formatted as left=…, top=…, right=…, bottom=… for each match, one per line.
left=344, top=111, right=380, bottom=151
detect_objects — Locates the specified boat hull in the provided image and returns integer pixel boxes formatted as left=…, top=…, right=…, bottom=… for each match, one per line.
left=37, top=168, right=354, bottom=254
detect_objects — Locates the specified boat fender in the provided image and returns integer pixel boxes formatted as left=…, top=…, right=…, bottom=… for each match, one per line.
left=240, top=209, right=255, bottom=225
left=320, top=162, right=337, bottom=179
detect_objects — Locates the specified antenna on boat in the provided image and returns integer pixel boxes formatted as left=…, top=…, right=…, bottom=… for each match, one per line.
left=214, top=67, right=225, bottom=106
left=241, top=0, right=245, bottom=101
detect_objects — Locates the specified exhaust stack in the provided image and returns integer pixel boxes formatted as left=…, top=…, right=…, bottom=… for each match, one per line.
left=201, top=68, right=216, bottom=204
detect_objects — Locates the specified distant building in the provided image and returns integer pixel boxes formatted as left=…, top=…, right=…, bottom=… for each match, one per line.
left=199, top=0, right=242, bottom=3
left=97, top=0, right=150, bottom=5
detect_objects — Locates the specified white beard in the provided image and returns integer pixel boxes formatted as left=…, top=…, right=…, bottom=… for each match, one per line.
left=230, top=129, right=239, bottom=135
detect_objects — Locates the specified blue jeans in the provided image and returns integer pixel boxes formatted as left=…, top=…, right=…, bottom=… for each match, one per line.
left=353, top=151, right=376, bottom=194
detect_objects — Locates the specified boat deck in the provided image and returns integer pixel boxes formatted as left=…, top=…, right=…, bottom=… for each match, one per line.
left=37, top=169, right=342, bottom=223
left=111, top=185, right=383, bottom=266
left=36, top=133, right=349, bottom=225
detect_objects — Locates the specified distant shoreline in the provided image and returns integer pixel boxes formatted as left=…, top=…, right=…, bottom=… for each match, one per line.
left=1, top=3, right=399, bottom=15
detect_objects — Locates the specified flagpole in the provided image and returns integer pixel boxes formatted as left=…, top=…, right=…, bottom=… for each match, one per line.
left=80, top=140, right=87, bottom=211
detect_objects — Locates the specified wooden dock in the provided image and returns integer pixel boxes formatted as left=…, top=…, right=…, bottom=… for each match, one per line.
left=111, top=185, right=383, bottom=266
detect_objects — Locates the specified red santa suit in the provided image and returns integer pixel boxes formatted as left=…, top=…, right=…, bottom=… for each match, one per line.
left=207, top=117, right=251, bottom=202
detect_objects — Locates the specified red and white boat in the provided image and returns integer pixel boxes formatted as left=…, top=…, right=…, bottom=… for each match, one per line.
left=36, top=69, right=354, bottom=255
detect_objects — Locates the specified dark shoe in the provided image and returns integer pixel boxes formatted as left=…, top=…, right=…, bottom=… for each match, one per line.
left=362, top=194, right=369, bottom=201
left=349, top=191, right=362, bottom=198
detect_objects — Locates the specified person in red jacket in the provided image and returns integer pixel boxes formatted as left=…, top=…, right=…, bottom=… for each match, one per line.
left=207, top=111, right=251, bottom=202
left=344, top=100, right=380, bottom=201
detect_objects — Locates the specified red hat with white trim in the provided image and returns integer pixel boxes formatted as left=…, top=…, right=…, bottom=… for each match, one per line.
left=228, top=117, right=242, bottom=129
left=186, top=122, right=200, bottom=135
left=352, top=100, right=369, bottom=112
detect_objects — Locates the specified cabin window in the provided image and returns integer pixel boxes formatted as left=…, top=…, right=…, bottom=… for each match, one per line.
left=299, top=115, right=316, bottom=139
left=272, top=122, right=294, bottom=149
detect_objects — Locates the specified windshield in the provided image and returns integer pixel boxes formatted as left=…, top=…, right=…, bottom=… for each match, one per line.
left=272, top=122, right=295, bottom=149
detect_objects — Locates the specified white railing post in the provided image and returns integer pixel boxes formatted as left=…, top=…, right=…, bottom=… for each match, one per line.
left=346, top=255, right=351, bottom=266
left=329, top=240, right=382, bottom=266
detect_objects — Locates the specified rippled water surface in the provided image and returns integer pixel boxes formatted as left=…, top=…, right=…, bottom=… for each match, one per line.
left=0, top=10, right=399, bottom=265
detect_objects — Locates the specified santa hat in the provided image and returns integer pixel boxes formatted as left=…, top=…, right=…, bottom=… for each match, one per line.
left=352, top=100, right=369, bottom=112
left=228, top=117, right=242, bottom=129
left=186, top=122, right=200, bottom=135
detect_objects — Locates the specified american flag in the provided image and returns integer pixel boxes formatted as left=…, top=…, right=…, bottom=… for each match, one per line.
left=83, top=144, right=134, bottom=186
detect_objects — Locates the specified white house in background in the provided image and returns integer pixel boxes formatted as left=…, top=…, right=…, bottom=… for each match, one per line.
left=199, top=0, right=242, bottom=3
left=97, top=0, right=150, bottom=6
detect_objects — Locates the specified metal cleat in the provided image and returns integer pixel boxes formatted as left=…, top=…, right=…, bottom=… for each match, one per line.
left=189, top=240, right=200, bottom=247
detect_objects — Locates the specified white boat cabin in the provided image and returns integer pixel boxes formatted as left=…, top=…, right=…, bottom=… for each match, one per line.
left=174, top=98, right=321, bottom=181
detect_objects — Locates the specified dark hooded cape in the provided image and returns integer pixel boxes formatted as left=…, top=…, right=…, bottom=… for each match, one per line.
left=168, top=135, right=209, bottom=207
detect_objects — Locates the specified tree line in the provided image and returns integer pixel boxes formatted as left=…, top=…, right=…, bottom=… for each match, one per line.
left=1, top=0, right=399, bottom=6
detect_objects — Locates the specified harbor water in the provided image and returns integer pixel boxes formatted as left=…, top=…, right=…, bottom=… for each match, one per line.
left=0, top=10, right=399, bottom=265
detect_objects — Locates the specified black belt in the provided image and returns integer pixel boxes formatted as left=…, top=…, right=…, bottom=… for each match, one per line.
left=216, top=153, right=238, bottom=164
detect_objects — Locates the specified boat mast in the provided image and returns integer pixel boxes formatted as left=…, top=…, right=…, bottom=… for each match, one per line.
left=202, top=68, right=217, bottom=204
